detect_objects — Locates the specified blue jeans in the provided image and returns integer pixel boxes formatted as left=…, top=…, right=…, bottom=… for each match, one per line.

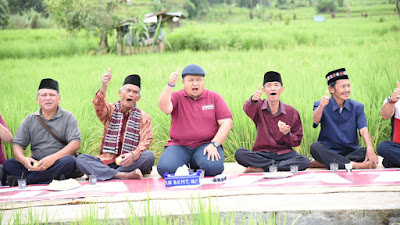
left=377, top=140, right=400, bottom=167
left=157, top=144, right=224, bottom=177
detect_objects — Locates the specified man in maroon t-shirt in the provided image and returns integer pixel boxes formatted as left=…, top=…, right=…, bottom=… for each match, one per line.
left=0, top=114, right=13, bottom=184
left=235, top=71, right=310, bottom=172
left=157, top=64, right=233, bottom=177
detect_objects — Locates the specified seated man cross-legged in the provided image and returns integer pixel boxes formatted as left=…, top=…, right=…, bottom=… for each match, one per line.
left=235, top=71, right=310, bottom=172
left=76, top=69, right=155, bottom=181
left=310, top=68, right=378, bottom=170
left=4, top=78, right=81, bottom=186
left=157, top=64, right=233, bottom=177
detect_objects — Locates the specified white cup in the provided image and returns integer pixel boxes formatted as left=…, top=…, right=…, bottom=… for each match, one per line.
left=345, top=163, right=353, bottom=173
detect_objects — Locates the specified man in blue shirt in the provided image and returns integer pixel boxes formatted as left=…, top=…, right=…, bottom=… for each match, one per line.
left=310, top=68, right=378, bottom=169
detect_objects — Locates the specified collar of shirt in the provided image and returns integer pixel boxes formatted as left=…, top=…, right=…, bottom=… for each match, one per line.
left=34, top=106, right=63, bottom=120
left=124, top=105, right=137, bottom=115
left=329, top=97, right=351, bottom=112
left=261, top=100, right=286, bottom=116
left=183, top=89, right=208, bottom=100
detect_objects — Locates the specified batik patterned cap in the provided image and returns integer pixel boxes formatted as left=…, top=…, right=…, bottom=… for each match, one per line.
left=326, top=68, right=348, bottom=85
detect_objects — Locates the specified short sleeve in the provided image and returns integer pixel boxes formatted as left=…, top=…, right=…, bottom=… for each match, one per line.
left=13, top=116, right=31, bottom=150
left=215, top=93, right=232, bottom=120
left=356, top=104, right=368, bottom=130
left=171, top=91, right=179, bottom=112
left=64, top=113, right=82, bottom=143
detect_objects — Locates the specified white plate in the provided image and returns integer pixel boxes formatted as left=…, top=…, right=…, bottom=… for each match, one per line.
left=47, top=179, right=81, bottom=191
left=262, top=172, right=293, bottom=179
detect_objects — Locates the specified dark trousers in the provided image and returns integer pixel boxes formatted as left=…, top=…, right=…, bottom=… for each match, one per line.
left=234, top=148, right=310, bottom=172
left=377, top=140, right=400, bottom=168
left=0, top=164, right=5, bottom=185
left=3, top=155, right=76, bottom=184
left=76, top=150, right=155, bottom=181
left=310, top=141, right=366, bottom=169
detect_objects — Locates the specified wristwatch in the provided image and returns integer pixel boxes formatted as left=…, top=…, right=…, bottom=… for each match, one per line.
left=211, top=141, right=219, bottom=148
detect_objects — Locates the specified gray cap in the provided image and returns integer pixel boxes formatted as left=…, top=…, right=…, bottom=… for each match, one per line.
left=181, top=64, right=205, bottom=78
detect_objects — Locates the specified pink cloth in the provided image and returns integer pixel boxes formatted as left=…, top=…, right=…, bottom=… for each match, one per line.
left=0, top=114, right=10, bottom=164
left=167, top=89, right=232, bottom=148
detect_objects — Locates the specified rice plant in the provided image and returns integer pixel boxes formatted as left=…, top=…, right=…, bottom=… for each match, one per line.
left=1, top=12, right=399, bottom=161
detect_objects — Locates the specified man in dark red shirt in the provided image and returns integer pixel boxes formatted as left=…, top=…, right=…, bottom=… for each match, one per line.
left=235, top=71, right=310, bottom=172
left=157, top=64, right=233, bottom=177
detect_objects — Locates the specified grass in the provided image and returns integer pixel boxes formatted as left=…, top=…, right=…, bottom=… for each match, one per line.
left=1, top=43, right=399, bottom=161
left=0, top=29, right=102, bottom=59
left=3, top=205, right=52, bottom=225
left=165, top=15, right=400, bottom=51
left=1, top=197, right=298, bottom=224
left=0, top=6, right=399, bottom=162
left=202, top=0, right=396, bottom=22
left=1, top=3, right=398, bottom=58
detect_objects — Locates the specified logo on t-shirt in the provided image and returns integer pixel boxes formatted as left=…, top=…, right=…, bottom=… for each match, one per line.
left=202, top=104, right=214, bottom=111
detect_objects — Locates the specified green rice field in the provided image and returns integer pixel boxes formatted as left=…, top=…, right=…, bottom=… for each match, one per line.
left=1, top=11, right=399, bottom=162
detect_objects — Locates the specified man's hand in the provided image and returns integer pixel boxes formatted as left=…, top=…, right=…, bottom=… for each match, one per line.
left=363, top=148, right=379, bottom=166
left=278, top=120, right=291, bottom=135
left=313, top=90, right=330, bottom=124
left=168, top=68, right=180, bottom=87
left=23, top=157, right=37, bottom=171
left=251, top=85, right=262, bottom=102
left=390, top=81, right=400, bottom=103
left=119, top=151, right=140, bottom=167
left=102, top=68, right=112, bottom=87
left=320, top=90, right=330, bottom=107
left=203, top=144, right=221, bottom=161
left=35, top=155, right=57, bottom=171
left=159, top=69, right=179, bottom=114
left=99, top=152, right=116, bottom=165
